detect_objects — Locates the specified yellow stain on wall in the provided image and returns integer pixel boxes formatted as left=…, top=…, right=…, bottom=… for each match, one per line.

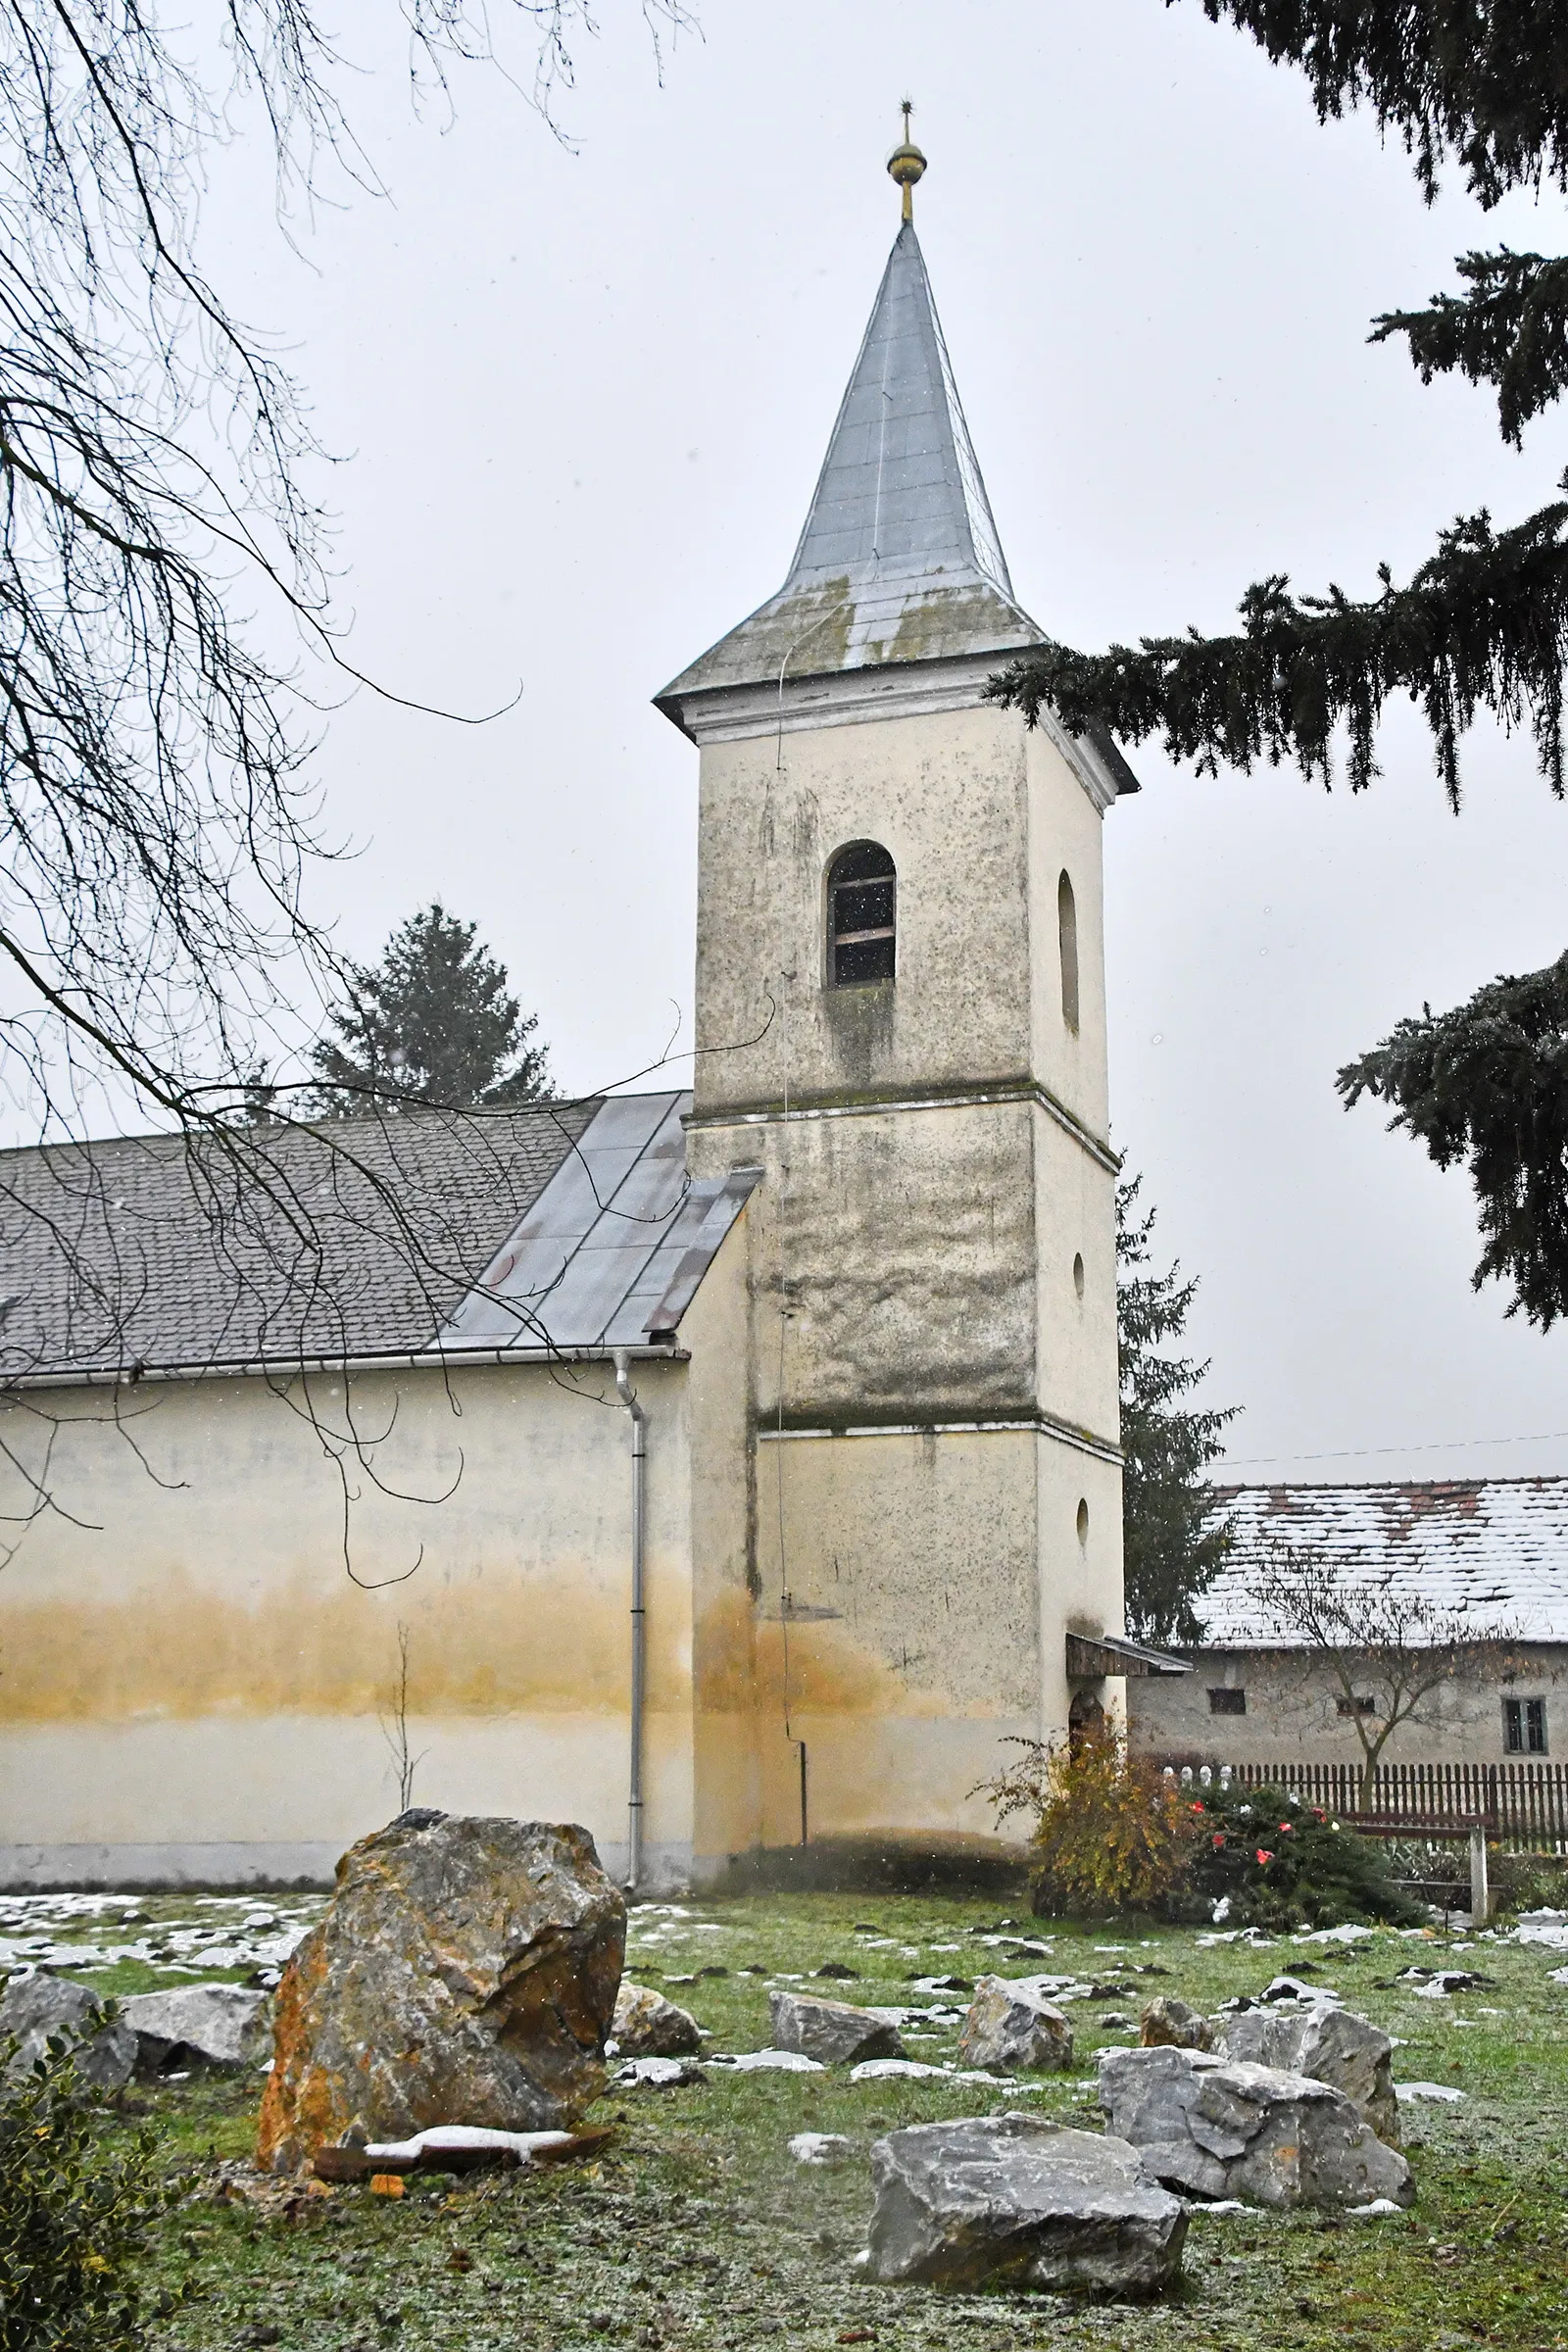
left=0, top=1566, right=689, bottom=1724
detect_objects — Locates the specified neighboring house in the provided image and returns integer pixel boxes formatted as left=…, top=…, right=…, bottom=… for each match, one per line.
left=0, top=167, right=1143, bottom=1892
left=1129, top=1480, right=1568, bottom=1768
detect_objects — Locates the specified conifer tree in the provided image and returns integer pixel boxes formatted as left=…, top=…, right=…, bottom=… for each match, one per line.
left=1117, top=1175, right=1238, bottom=1645
left=989, top=4, right=1568, bottom=1321
left=309, top=904, right=553, bottom=1115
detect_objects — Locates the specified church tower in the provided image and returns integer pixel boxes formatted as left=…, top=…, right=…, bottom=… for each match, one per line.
left=657, top=128, right=1140, bottom=1859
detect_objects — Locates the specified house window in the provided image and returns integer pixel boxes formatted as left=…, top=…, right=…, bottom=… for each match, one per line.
left=1503, top=1696, right=1548, bottom=1755
left=1057, top=869, right=1080, bottom=1033
left=1207, top=1688, right=1246, bottom=1717
left=1337, top=1693, right=1377, bottom=1717
left=827, top=842, right=896, bottom=986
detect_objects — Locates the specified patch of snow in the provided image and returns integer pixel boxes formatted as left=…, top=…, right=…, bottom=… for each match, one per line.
left=1346, top=2199, right=1405, bottom=2217
left=1395, top=2082, right=1465, bottom=2104
left=714, top=2049, right=825, bottom=2074
left=788, top=2132, right=852, bottom=2165
left=1294, top=1923, right=1376, bottom=1946
left=616, top=2056, right=703, bottom=2087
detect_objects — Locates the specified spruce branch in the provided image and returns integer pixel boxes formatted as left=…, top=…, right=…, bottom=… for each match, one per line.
left=1373, top=248, right=1568, bottom=447
left=986, top=495, right=1568, bottom=808
left=1338, top=952, right=1568, bottom=1329
left=1175, top=2, right=1568, bottom=210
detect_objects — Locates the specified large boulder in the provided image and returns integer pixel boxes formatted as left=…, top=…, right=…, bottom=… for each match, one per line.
left=1215, top=2000, right=1398, bottom=2144
left=957, top=1978, right=1073, bottom=2073
left=1098, top=2046, right=1413, bottom=2210
left=256, top=1814, right=624, bottom=2174
left=768, top=1991, right=904, bottom=2067
left=867, top=2112, right=1186, bottom=2294
left=0, top=1972, right=136, bottom=2095
left=121, top=1984, right=271, bottom=2073
left=612, top=1984, right=702, bottom=2058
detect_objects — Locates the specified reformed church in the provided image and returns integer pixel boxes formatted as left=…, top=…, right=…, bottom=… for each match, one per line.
left=0, top=142, right=1148, bottom=1892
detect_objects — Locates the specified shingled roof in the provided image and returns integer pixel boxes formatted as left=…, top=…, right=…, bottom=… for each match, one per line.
left=0, top=1099, right=598, bottom=1379
left=1200, top=1480, right=1568, bottom=1646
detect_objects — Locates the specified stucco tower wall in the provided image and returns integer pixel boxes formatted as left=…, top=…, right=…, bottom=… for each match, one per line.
left=681, top=685, right=1123, bottom=1851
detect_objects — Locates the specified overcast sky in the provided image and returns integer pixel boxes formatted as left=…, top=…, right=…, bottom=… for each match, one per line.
left=207, top=0, right=1568, bottom=1487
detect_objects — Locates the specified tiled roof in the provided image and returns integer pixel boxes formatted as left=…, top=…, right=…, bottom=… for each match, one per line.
left=0, top=1100, right=597, bottom=1377
left=1200, top=1479, right=1568, bottom=1645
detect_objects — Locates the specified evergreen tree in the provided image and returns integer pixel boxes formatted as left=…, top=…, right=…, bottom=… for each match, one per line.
left=989, top=4, right=1568, bottom=1319
left=1337, top=953, right=1568, bottom=1328
left=1118, top=1175, right=1238, bottom=1645
left=309, top=904, right=554, bottom=1115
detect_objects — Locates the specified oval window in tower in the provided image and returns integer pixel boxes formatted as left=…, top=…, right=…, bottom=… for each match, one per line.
left=1057, top=868, right=1080, bottom=1034
left=827, top=842, right=897, bottom=986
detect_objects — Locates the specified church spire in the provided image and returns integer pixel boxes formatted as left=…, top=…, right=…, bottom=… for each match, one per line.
left=656, top=132, right=1042, bottom=724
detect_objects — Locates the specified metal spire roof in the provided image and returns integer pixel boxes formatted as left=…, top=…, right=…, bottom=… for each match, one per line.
left=657, top=218, right=1043, bottom=710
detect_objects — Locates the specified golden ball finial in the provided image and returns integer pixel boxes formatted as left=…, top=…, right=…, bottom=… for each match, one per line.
left=887, top=98, right=926, bottom=223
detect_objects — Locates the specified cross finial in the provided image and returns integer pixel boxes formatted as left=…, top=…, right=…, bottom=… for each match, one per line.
left=887, top=98, right=927, bottom=225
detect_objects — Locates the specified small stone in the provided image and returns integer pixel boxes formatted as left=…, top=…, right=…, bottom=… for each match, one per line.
left=866, top=2111, right=1185, bottom=2292
left=813, top=1962, right=859, bottom=1979
left=1139, top=1997, right=1215, bottom=2052
left=121, top=1983, right=271, bottom=2072
left=957, top=1978, right=1073, bottom=2074
left=768, top=1993, right=905, bottom=2067
left=612, top=1984, right=702, bottom=2058
left=0, top=1971, right=136, bottom=2095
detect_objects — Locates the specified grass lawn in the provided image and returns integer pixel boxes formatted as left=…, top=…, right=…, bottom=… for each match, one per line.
left=44, top=1889, right=1568, bottom=2351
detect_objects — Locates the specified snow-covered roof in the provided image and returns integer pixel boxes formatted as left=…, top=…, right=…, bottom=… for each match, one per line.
left=1199, top=1479, right=1568, bottom=1646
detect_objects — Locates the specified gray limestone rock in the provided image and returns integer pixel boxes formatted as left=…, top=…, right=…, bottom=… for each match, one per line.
left=0, top=1971, right=136, bottom=2094
left=1098, top=2045, right=1413, bottom=2211
left=957, top=1977, right=1074, bottom=2073
left=612, top=1983, right=703, bottom=2058
left=119, top=1984, right=271, bottom=2072
left=1215, top=2001, right=1398, bottom=2144
left=866, top=2111, right=1187, bottom=2293
left=768, top=1991, right=905, bottom=2067
left=1139, top=1996, right=1215, bottom=2052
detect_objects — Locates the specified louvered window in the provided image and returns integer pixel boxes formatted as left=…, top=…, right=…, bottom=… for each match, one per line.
left=827, top=842, right=896, bottom=986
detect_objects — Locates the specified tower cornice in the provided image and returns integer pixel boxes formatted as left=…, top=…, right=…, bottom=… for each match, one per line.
left=660, top=650, right=1138, bottom=808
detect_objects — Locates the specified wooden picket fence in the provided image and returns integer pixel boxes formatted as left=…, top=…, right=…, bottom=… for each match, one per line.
left=1169, top=1757, right=1568, bottom=1851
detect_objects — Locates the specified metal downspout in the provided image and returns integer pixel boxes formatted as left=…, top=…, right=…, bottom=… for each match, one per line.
left=612, top=1349, right=649, bottom=1892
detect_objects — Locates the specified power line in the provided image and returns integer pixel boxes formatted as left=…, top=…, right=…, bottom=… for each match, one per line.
left=1222, top=1426, right=1568, bottom=1470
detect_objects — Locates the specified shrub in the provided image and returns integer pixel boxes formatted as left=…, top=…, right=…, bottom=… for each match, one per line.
left=979, top=1724, right=1204, bottom=1917
left=1182, top=1784, right=1423, bottom=1929
left=0, top=2031, right=178, bottom=2352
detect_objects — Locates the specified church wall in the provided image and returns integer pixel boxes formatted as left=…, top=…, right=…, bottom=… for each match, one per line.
left=0, top=1357, right=701, bottom=1888
left=1031, top=1102, right=1120, bottom=1447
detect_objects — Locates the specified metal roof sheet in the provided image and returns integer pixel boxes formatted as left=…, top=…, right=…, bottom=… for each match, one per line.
left=437, top=1093, right=760, bottom=1352
left=657, top=220, right=1045, bottom=708
left=1200, top=1480, right=1568, bottom=1646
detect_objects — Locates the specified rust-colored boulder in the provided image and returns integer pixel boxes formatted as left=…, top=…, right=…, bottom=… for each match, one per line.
left=256, top=1813, right=625, bottom=2174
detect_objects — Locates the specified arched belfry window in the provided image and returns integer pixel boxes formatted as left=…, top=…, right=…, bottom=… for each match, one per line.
left=1057, top=868, right=1080, bottom=1034
left=827, top=842, right=896, bottom=987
